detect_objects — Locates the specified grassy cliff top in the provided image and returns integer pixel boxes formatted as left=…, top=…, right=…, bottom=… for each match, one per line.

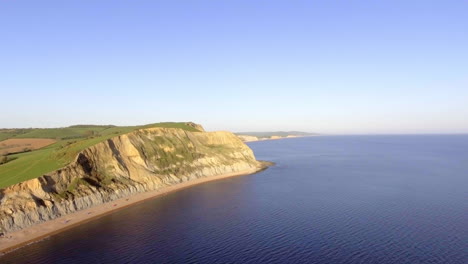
left=0, top=122, right=201, bottom=188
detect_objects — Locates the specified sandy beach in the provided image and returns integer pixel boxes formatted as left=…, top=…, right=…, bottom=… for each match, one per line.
left=0, top=166, right=267, bottom=254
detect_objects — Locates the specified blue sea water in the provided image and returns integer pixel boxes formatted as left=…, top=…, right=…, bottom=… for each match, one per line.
left=1, top=135, right=467, bottom=263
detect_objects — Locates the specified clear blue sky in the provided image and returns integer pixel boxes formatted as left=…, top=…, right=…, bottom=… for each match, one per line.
left=1, top=1, right=467, bottom=134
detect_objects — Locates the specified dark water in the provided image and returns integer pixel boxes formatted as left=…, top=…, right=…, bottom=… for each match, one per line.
left=1, top=135, right=467, bottom=264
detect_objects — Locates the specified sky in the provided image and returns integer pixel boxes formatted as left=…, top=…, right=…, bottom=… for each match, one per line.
left=1, top=1, right=467, bottom=134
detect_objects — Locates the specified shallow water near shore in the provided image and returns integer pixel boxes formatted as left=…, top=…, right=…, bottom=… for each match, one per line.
left=1, top=135, right=467, bottom=263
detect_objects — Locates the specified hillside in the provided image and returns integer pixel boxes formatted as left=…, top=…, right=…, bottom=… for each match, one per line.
left=0, top=126, right=267, bottom=234
left=0, top=122, right=202, bottom=188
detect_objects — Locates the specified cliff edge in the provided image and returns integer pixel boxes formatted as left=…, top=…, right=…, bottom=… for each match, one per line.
left=0, top=126, right=266, bottom=234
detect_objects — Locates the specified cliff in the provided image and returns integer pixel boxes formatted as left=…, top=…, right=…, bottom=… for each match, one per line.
left=236, top=131, right=318, bottom=142
left=0, top=127, right=265, bottom=234
left=237, top=135, right=259, bottom=142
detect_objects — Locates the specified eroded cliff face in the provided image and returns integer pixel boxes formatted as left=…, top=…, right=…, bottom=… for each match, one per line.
left=237, top=135, right=259, bottom=142
left=0, top=127, right=263, bottom=233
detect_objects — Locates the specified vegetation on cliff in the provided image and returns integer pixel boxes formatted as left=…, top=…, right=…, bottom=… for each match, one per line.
left=0, top=122, right=202, bottom=188
left=0, top=126, right=264, bottom=233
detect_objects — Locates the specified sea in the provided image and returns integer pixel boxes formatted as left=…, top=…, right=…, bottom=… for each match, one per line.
left=1, top=135, right=467, bottom=263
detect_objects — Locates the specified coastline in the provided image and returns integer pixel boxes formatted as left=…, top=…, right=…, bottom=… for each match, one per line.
left=242, top=135, right=316, bottom=143
left=0, top=163, right=270, bottom=255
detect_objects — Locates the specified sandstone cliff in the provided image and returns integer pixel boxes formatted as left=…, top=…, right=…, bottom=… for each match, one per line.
left=237, top=135, right=259, bottom=142
left=0, top=127, right=264, bottom=234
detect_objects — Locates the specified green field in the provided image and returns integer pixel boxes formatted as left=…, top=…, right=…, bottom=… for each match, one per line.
left=0, top=122, right=200, bottom=188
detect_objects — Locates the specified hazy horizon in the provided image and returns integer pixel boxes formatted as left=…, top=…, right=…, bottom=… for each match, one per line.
left=1, top=1, right=467, bottom=134
left=1, top=121, right=468, bottom=136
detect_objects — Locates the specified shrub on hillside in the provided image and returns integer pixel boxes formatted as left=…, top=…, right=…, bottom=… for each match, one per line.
left=22, top=147, right=31, bottom=152
left=0, top=155, right=8, bottom=165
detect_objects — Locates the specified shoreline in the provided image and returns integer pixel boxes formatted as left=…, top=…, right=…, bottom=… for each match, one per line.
left=0, top=164, right=270, bottom=255
left=242, top=135, right=316, bottom=143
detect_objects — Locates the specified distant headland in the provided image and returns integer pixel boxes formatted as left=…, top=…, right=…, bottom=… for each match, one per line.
left=235, top=131, right=319, bottom=142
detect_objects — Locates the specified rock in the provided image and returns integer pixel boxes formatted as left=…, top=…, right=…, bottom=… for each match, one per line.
left=237, top=135, right=259, bottom=142
left=0, top=127, right=264, bottom=234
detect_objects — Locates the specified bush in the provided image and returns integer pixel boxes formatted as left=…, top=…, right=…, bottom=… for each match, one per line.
left=22, top=147, right=31, bottom=152
left=84, top=130, right=96, bottom=137
left=0, top=155, right=8, bottom=165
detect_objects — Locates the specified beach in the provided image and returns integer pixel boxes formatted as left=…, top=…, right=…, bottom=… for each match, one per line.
left=0, top=166, right=266, bottom=254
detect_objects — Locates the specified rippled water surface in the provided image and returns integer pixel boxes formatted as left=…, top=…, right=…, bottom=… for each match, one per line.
left=2, top=135, right=467, bottom=263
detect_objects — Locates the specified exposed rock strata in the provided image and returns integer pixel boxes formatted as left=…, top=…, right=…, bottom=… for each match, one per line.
left=0, top=127, right=263, bottom=233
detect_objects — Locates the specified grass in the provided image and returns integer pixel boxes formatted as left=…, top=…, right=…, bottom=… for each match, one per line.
left=0, top=122, right=201, bottom=188
left=0, top=126, right=111, bottom=140
left=0, top=134, right=12, bottom=141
